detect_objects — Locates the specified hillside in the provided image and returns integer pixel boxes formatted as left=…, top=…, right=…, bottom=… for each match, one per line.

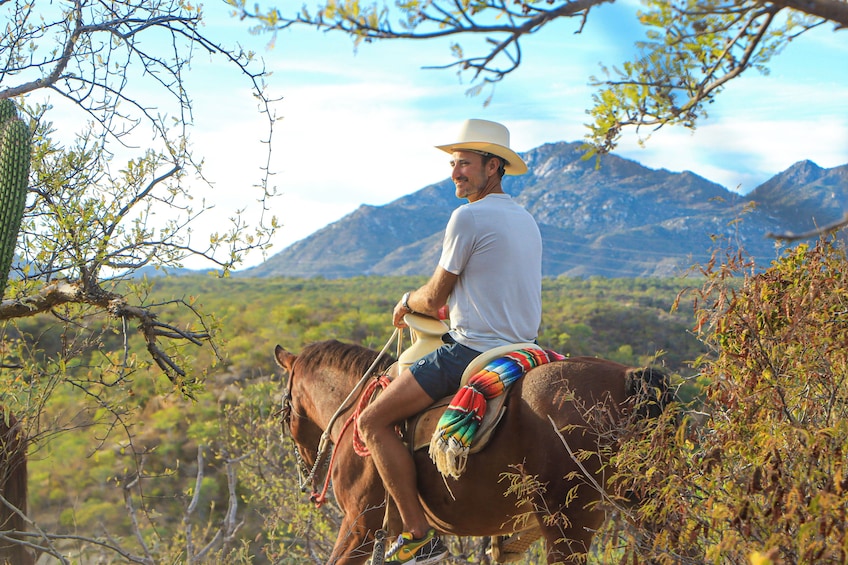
left=242, top=142, right=848, bottom=279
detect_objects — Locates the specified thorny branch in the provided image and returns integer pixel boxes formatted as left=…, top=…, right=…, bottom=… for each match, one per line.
left=232, top=0, right=841, bottom=152
left=234, top=0, right=611, bottom=86
left=233, top=0, right=845, bottom=89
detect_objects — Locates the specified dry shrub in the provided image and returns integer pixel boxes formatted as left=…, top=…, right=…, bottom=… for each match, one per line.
left=605, top=238, right=848, bottom=564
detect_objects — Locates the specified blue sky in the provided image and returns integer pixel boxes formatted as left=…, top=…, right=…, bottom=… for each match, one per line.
left=179, top=1, right=847, bottom=268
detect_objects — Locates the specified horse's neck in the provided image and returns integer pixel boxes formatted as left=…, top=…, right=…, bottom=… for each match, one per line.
left=306, top=369, right=360, bottom=439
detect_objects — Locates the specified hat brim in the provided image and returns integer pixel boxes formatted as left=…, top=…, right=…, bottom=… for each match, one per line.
left=436, top=142, right=528, bottom=176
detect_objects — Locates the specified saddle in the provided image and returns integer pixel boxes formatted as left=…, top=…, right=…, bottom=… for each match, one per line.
left=394, top=313, right=540, bottom=455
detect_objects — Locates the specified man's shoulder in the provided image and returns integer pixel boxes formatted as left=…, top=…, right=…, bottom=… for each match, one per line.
left=468, top=193, right=514, bottom=210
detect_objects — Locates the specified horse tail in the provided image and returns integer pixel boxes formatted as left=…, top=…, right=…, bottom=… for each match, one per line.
left=0, top=408, right=32, bottom=565
left=624, top=367, right=672, bottom=419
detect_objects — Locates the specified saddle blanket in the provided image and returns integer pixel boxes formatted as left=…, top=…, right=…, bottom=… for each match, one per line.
left=429, top=347, right=565, bottom=478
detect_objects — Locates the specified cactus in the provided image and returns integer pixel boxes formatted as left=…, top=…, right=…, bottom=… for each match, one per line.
left=0, top=99, right=31, bottom=299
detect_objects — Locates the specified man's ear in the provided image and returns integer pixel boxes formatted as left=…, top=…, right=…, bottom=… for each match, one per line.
left=486, top=155, right=502, bottom=175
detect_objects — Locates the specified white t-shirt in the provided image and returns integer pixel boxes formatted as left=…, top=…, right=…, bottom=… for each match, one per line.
left=439, top=193, right=543, bottom=351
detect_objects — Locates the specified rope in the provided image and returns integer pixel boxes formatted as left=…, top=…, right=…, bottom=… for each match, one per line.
left=316, top=329, right=399, bottom=457
left=311, top=374, right=390, bottom=506
left=352, top=375, right=391, bottom=456
left=308, top=330, right=398, bottom=507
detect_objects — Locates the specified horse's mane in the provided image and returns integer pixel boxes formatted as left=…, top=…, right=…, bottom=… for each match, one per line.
left=298, top=340, right=395, bottom=378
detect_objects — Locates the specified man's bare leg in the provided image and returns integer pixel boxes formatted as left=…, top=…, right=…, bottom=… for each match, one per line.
left=358, top=369, right=435, bottom=538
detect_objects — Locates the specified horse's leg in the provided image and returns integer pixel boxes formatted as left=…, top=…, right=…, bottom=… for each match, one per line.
left=325, top=443, right=395, bottom=565
left=327, top=513, right=379, bottom=565
left=508, top=362, right=632, bottom=564
left=527, top=466, right=607, bottom=565
left=526, top=449, right=607, bottom=564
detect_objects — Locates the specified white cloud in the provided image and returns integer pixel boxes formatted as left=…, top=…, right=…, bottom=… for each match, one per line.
left=176, top=6, right=848, bottom=268
left=610, top=57, right=848, bottom=192
left=610, top=113, right=846, bottom=192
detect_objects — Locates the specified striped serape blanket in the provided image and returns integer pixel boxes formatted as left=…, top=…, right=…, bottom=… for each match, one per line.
left=428, top=347, right=565, bottom=478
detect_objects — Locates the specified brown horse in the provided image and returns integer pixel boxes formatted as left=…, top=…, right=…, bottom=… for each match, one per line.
left=0, top=408, right=31, bottom=565
left=275, top=340, right=670, bottom=564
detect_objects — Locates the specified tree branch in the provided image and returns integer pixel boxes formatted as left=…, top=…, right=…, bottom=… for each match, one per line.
left=0, top=279, right=213, bottom=388
left=769, top=0, right=848, bottom=27
left=0, top=280, right=82, bottom=318
left=766, top=213, right=848, bottom=241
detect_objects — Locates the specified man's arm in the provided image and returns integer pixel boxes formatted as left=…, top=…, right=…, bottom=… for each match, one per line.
left=393, top=266, right=457, bottom=327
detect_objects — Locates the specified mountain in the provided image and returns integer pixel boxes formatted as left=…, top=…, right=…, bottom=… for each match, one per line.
left=747, top=160, right=848, bottom=233
left=242, top=142, right=848, bottom=279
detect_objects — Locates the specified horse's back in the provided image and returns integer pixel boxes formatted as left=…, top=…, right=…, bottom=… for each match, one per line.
left=516, top=356, right=631, bottom=424
left=506, top=356, right=631, bottom=454
left=415, top=357, right=632, bottom=535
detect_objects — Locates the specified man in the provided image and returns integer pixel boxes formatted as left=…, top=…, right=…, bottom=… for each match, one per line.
left=358, top=119, right=542, bottom=564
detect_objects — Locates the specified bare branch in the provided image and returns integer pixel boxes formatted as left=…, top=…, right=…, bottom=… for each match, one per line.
left=122, top=468, right=155, bottom=565
left=0, top=278, right=213, bottom=387
left=766, top=213, right=848, bottom=241
left=193, top=451, right=248, bottom=561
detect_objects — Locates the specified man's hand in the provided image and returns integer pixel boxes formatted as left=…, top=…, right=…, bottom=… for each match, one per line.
left=393, top=268, right=457, bottom=328
left=393, top=299, right=410, bottom=328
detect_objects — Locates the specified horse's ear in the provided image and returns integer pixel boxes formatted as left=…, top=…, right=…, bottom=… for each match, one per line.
left=274, top=344, right=296, bottom=372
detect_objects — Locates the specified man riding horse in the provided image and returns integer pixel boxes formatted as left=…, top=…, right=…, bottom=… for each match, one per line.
left=358, top=118, right=542, bottom=564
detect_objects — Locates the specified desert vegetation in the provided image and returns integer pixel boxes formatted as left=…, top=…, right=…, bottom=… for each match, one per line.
left=5, top=235, right=844, bottom=563
left=7, top=271, right=702, bottom=562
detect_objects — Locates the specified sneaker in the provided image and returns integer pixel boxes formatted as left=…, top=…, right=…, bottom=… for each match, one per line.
left=384, top=528, right=448, bottom=564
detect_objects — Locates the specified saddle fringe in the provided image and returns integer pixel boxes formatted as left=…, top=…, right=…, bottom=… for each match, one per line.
left=428, top=436, right=469, bottom=479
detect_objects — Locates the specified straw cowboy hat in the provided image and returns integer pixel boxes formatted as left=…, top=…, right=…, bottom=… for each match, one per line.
left=436, top=119, right=528, bottom=176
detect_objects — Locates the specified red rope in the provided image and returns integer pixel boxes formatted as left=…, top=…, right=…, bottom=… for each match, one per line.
left=310, top=374, right=391, bottom=507
left=352, top=375, right=391, bottom=456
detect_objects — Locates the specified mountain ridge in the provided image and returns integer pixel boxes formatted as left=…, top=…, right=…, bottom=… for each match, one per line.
left=241, top=141, right=848, bottom=279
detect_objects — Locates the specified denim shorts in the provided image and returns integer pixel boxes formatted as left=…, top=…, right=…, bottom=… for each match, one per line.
left=408, top=335, right=481, bottom=401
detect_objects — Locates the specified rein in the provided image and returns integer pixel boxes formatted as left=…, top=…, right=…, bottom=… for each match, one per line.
left=283, top=328, right=399, bottom=507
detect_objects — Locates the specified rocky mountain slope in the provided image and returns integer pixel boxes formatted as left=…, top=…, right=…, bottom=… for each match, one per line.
left=243, top=142, right=848, bottom=279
